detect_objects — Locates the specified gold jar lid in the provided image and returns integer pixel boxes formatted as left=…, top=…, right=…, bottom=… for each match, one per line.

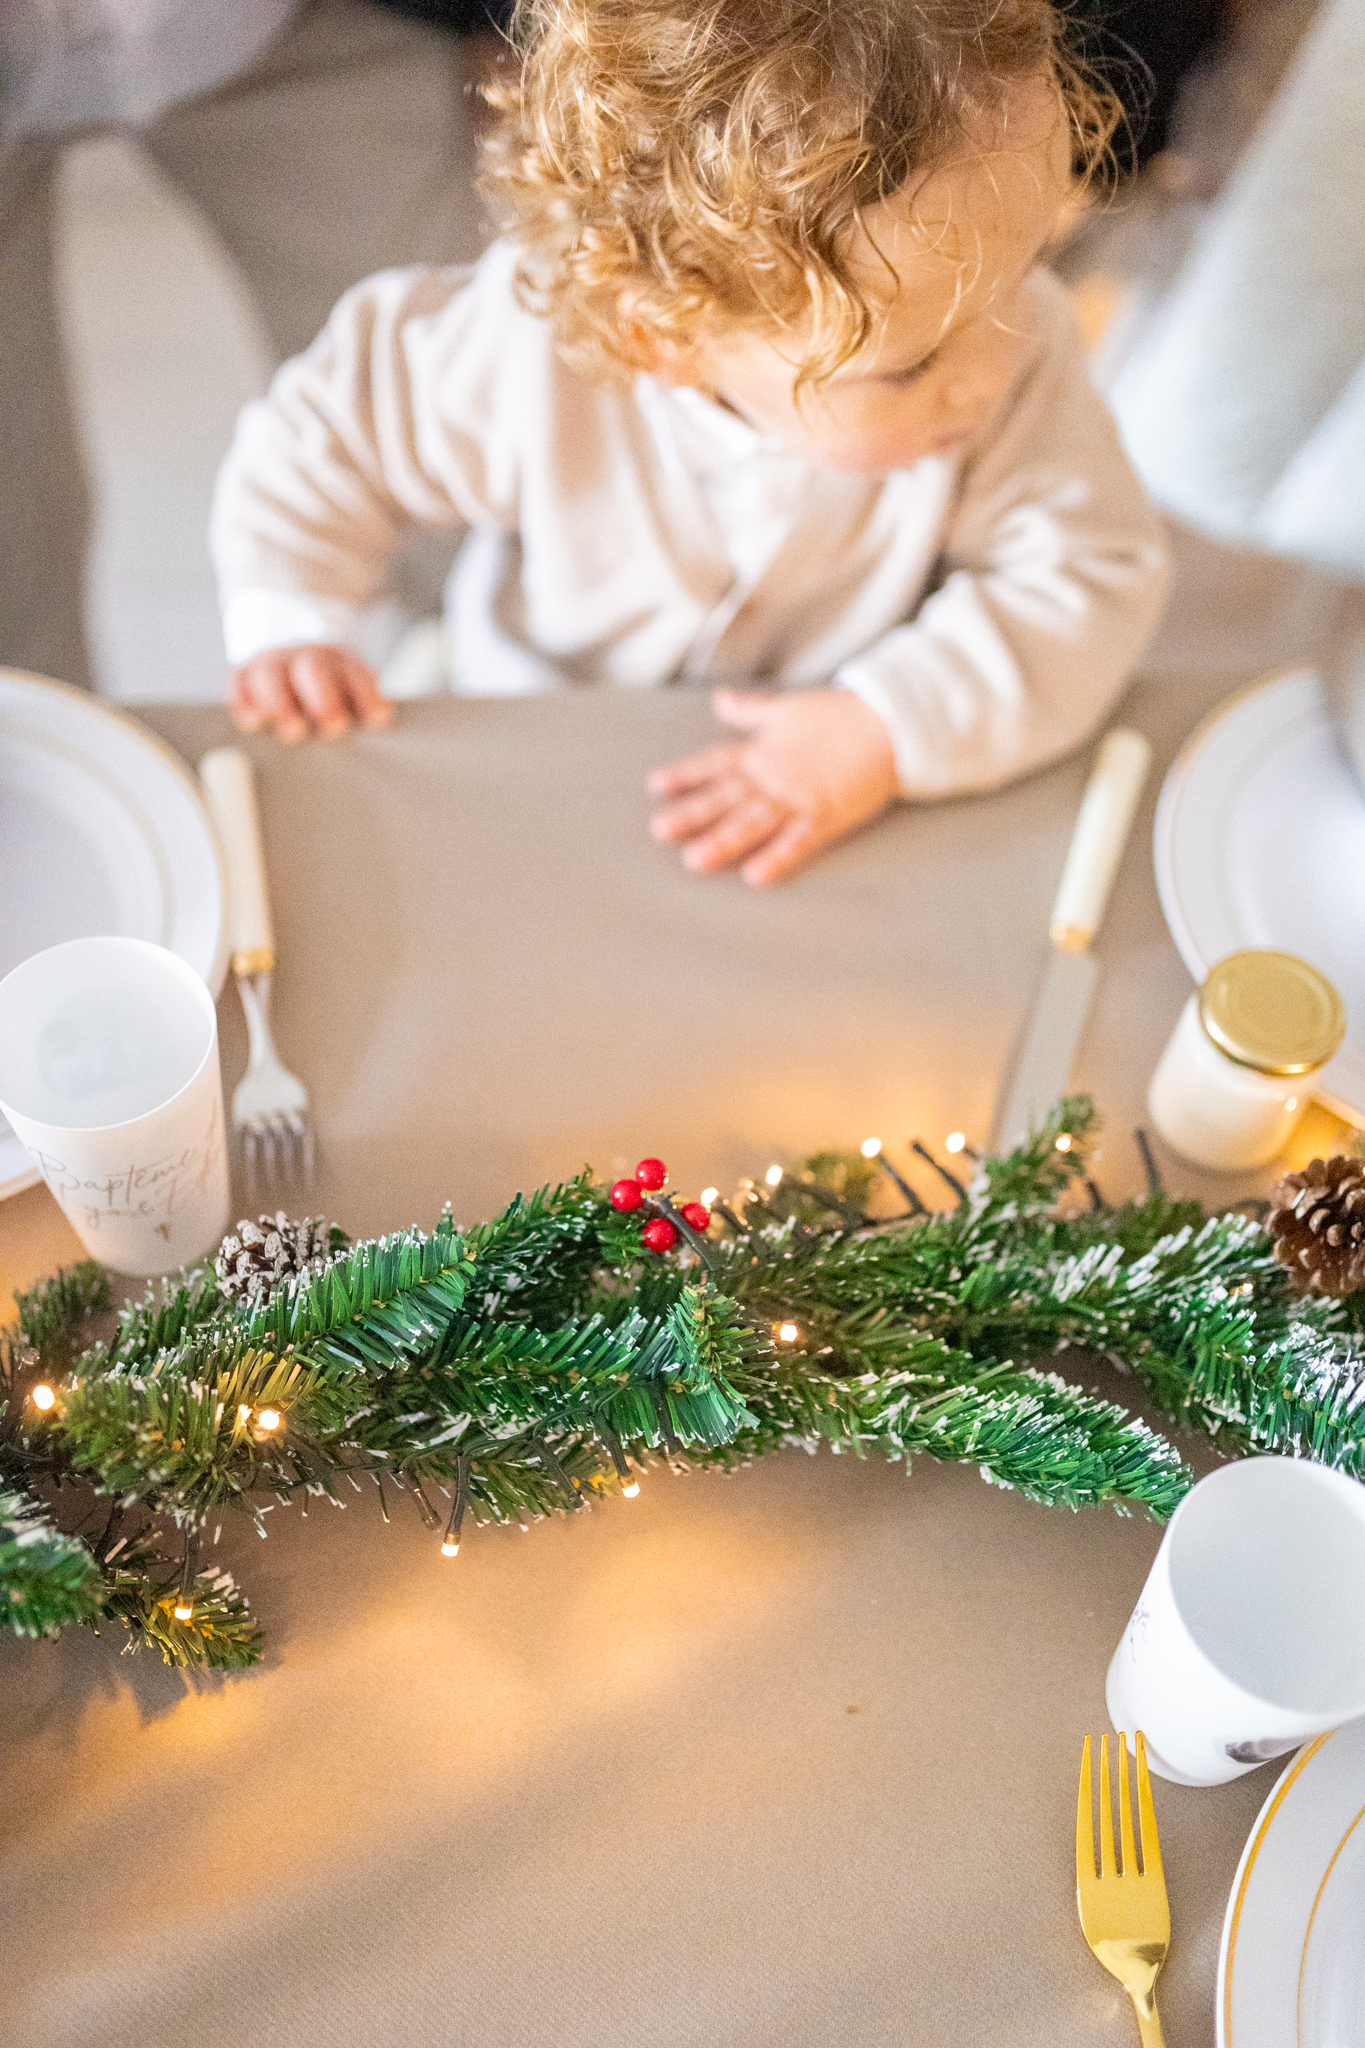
left=1198, top=950, right=1346, bottom=1075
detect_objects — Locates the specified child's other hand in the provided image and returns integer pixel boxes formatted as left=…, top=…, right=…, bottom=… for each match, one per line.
left=229, top=646, right=392, bottom=743
left=646, top=687, right=898, bottom=885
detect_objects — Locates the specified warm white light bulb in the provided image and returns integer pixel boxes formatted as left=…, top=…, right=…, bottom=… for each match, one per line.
left=1285, top=1096, right=1298, bottom=1112
left=174, top=1602, right=193, bottom=1622
left=944, top=1132, right=966, bottom=1155
left=257, top=1408, right=282, bottom=1431
left=860, top=1136, right=882, bottom=1159
left=765, top=1164, right=783, bottom=1187
left=700, top=1187, right=718, bottom=1207
left=1054, top=1134, right=1073, bottom=1153
left=621, top=1478, right=641, bottom=1498
left=441, top=1539, right=459, bottom=1558
left=778, top=1322, right=799, bottom=1343
left=30, top=1384, right=56, bottom=1412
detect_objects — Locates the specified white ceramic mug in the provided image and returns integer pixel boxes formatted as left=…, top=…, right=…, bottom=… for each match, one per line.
left=1107, top=1458, right=1365, bottom=1785
left=0, top=937, right=230, bottom=1276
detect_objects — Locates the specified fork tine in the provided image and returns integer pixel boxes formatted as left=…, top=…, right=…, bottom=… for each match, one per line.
left=226, top=953, right=311, bottom=1197
left=1077, top=1734, right=1096, bottom=1890
left=1135, top=1732, right=1164, bottom=1886
left=1116, top=1731, right=1136, bottom=1877
left=1098, top=1734, right=1117, bottom=1879
left=236, top=1110, right=315, bottom=1198
left=1076, top=1730, right=1172, bottom=2028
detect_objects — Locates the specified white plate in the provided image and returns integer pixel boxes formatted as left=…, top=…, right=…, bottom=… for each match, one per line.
left=1154, top=669, right=1365, bottom=1124
left=1218, top=1718, right=1365, bottom=2048
left=0, top=670, right=227, bottom=1198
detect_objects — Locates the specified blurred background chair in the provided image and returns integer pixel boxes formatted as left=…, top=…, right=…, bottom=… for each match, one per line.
left=0, top=0, right=504, bottom=699
left=1105, top=0, right=1365, bottom=584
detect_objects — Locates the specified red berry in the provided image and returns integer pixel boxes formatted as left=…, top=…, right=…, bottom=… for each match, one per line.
left=681, top=1202, right=712, bottom=1232
left=610, top=1178, right=644, bottom=1211
left=635, top=1157, right=667, bottom=1191
left=642, top=1217, right=677, bottom=1253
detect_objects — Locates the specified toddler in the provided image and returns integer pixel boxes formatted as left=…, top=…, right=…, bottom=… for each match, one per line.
left=212, top=0, right=1169, bottom=885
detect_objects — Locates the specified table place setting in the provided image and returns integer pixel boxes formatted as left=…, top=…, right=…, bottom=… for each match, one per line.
left=5, top=664, right=1365, bottom=2048
left=1081, top=1456, right=1365, bottom=2045
left=0, top=669, right=229, bottom=1199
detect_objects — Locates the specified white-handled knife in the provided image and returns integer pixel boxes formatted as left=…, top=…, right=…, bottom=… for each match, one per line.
left=990, top=728, right=1152, bottom=1152
left=200, top=747, right=275, bottom=978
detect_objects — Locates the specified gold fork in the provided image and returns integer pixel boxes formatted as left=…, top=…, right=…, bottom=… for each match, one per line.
left=1076, top=1732, right=1171, bottom=2046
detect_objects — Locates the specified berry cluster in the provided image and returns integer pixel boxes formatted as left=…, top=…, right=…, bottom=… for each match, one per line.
left=608, top=1157, right=712, bottom=1254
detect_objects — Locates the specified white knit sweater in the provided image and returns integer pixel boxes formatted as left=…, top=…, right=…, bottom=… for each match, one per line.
left=211, top=239, right=1170, bottom=797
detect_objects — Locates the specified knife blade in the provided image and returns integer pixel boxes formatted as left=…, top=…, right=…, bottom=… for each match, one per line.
left=990, top=728, right=1152, bottom=1152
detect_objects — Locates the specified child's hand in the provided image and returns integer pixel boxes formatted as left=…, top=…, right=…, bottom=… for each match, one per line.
left=229, top=646, right=392, bottom=743
left=647, top=687, right=898, bottom=885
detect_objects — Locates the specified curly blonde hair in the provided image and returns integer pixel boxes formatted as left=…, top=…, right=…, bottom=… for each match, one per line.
left=482, top=0, right=1116, bottom=383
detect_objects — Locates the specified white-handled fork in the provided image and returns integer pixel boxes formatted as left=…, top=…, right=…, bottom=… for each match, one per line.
left=200, top=747, right=314, bottom=1191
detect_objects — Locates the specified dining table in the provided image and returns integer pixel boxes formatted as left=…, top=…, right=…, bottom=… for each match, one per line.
left=0, top=664, right=1336, bottom=2048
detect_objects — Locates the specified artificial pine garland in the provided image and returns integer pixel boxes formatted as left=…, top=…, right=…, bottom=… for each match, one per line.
left=4, top=1099, right=1365, bottom=1671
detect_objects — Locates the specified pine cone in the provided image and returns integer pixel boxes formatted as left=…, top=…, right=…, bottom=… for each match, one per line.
left=215, top=1214, right=339, bottom=1308
left=1268, top=1156, right=1365, bottom=1296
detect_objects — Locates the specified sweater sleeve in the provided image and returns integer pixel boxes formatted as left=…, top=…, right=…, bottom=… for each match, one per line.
left=838, top=272, right=1170, bottom=798
left=209, top=253, right=522, bottom=640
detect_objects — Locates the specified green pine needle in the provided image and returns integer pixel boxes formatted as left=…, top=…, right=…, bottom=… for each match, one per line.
left=14, top=1261, right=111, bottom=1367
left=59, top=1350, right=323, bottom=1519
left=99, top=1543, right=264, bottom=1669
left=0, top=1487, right=103, bottom=1637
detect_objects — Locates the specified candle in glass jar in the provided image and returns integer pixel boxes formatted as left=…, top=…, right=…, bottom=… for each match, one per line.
left=1148, top=951, right=1345, bottom=1172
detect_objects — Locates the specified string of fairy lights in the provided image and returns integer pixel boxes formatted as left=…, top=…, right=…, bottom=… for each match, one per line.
left=21, top=1376, right=287, bottom=1625
left=17, top=1127, right=1092, bottom=1614
left=424, top=1130, right=1002, bottom=1558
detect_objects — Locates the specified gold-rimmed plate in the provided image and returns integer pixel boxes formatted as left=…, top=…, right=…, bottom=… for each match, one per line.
left=1218, top=1716, right=1365, bottom=2047
left=0, top=670, right=227, bottom=1197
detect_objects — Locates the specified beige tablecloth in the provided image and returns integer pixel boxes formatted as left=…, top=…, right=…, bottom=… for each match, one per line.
left=0, top=678, right=1312, bottom=2048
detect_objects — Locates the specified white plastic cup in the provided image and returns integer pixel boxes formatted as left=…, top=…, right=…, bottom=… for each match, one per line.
left=0, top=937, right=230, bottom=1276
left=1107, top=1458, right=1365, bottom=1785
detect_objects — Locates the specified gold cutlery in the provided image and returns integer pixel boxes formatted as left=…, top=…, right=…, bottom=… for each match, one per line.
left=1077, top=1732, right=1170, bottom=2046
